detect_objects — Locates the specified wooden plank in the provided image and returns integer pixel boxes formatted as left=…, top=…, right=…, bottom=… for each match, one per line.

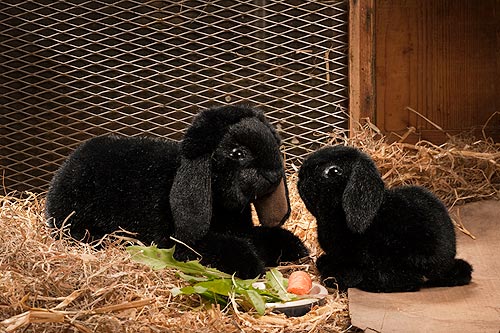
left=349, top=0, right=375, bottom=132
left=374, top=0, right=500, bottom=143
left=349, top=200, right=500, bottom=333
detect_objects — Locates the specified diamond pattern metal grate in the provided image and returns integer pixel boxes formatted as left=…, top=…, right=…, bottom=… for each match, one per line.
left=1, top=0, right=348, bottom=193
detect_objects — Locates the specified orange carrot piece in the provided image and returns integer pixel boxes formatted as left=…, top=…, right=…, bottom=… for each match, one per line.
left=287, top=271, right=312, bottom=295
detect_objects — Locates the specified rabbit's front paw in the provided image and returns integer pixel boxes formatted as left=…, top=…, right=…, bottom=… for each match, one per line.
left=316, top=255, right=363, bottom=291
left=212, top=240, right=266, bottom=279
left=358, top=269, right=423, bottom=293
left=189, top=233, right=266, bottom=279
left=247, top=227, right=309, bottom=266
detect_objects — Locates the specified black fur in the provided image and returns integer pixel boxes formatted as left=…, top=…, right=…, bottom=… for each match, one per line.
left=298, top=146, right=472, bottom=292
left=46, top=105, right=308, bottom=278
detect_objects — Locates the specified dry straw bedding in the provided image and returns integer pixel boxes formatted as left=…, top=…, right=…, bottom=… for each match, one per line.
left=1, top=125, right=499, bottom=333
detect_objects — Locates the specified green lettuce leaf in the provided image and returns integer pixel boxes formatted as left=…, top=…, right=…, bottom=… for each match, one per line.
left=265, top=268, right=295, bottom=302
left=127, top=245, right=297, bottom=315
left=127, top=245, right=232, bottom=279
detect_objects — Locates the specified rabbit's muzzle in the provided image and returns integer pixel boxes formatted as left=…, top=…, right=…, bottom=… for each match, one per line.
left=253, top=172, right=290, bottom=228
left=254, top=170, right=282, bottom=198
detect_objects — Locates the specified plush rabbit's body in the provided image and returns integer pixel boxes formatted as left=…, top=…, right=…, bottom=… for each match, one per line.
left=298, top=146, right=472, bottom=292
left=46, top=105, right=308, bottom=278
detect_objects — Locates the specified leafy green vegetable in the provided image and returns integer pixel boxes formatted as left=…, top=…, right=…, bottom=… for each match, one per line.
left=127, top=245, right=297, bottom=315
left=265, top=268, right=295, bottom=302
left=172, top=281, right=231, bottom=307
left=239, top=289, right=266, bottom=314
left=127, top=245, right=231, bottom=279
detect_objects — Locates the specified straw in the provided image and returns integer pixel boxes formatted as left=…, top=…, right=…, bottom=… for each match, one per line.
left=1, top=125, right=498, bottom=332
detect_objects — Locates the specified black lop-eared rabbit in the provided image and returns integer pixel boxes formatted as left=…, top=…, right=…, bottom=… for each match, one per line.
left=46, top=105, right=308, bottom=278
left=298, top=146, right=472, bottom=292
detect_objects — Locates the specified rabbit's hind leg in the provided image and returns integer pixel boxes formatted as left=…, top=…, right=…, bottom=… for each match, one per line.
left=424, top=258, right=473, bottom=288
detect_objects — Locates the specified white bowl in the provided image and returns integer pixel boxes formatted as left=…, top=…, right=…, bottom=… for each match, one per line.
left=252, top=282, right=329, bottom=317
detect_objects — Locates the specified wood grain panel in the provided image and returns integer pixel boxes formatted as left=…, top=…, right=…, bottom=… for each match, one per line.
left=349, top=0, right=375, bottom=132
left=375, top=0, right=500, bottom=142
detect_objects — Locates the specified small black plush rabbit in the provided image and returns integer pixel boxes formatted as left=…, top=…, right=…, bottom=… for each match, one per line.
left=298, top=145, right=472, bottom=292
left=46, top=105, right=308, bottom=278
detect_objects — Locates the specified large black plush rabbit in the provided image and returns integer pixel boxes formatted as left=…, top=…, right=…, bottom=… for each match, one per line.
left=46, top=105, right=308, bottom=278
left=298, top=146, right=472, bottom=292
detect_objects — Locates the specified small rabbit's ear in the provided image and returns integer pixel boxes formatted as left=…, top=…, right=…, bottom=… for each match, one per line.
left=342, top=159, right=384, bottom=233
left=253, top=173, right=291, bottom=227
left=170, top=156, right=212, bottom=244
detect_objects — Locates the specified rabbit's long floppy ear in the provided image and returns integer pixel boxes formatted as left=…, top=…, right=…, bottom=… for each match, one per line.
left=254, top=171, right=291, bottom=227
left=170, top=156, right=212, bottom=244
left=342, top=158, right=384, bottom=233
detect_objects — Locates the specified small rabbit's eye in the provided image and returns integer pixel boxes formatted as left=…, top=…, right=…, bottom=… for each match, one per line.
left=323, top=165, right=343, bottom=178
left=229, top=148, right=246, bottom=160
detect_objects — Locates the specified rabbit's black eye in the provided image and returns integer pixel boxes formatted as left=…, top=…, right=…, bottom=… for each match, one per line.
left=323, top=165, right=343, bottom=178
left=229, top=148, right=246, bottom=160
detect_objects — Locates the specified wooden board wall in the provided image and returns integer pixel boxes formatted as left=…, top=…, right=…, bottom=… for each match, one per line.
left=349, top=0, right=375, bottom=132
left=350, top=0, right=500, bottom=143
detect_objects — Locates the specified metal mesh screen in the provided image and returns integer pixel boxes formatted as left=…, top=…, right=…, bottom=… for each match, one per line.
left=1, top=0, right=349, bottom=193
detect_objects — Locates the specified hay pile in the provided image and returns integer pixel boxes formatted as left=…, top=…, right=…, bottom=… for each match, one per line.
left=1, top=126, right=499, bottom=332
left=324, top=122, right=500, bottom=208
left=0, top=191, right=349, bottom=333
